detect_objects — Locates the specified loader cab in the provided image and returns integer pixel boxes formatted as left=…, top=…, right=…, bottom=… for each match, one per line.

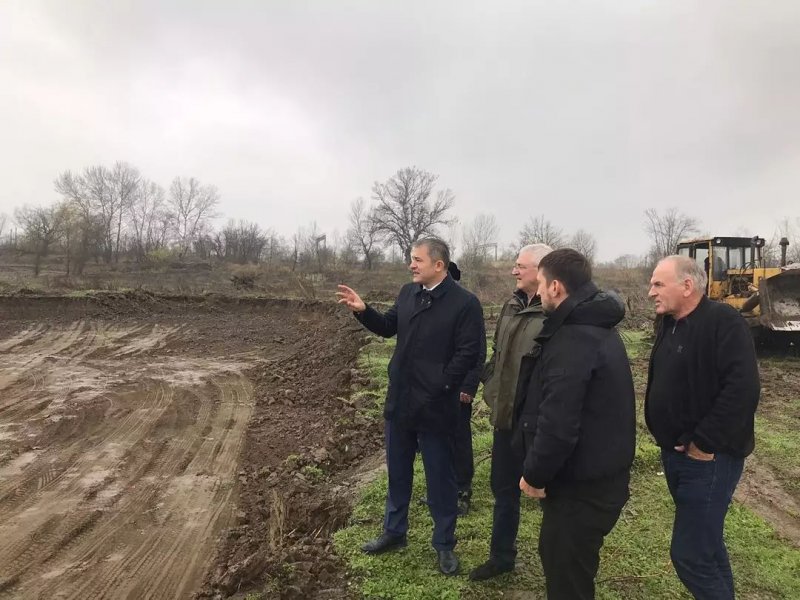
left=675, top=236, right=765, bottom=300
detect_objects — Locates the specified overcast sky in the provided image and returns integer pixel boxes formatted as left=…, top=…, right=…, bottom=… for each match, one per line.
left=1, top=1, right=799, bottom=260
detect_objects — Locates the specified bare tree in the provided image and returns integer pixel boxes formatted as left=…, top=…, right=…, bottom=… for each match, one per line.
left=261, top=232, right=286, bottom=268
left=15, top=204, right=64, bottom=275
left=347, top=198, right=382, bottom=270
left=519, top=215, right=565, bottom=248
left=643, top=207, right=699, bottom=262
left=613, top=253, right=644, bottom=269
left=108, top=161, right=141, bottom=262
left=168, top=177, right=219, bottom=258
left=289, top=230, right=302, bottom=272
left=569, top=229, right=598, bottom=264
left=461, top=214, right=499, bottom=266
left=54, top=166, right=123, bottom=266
left=129, top=179, right=167, bottom=262
left=221, top=220, right=268, bottom=263
left=371, top=167, right=454, bottom=263
left=55, top=201, right=82, bottom=276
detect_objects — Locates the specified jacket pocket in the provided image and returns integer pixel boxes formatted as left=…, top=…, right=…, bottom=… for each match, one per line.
left=414, top=361, right=448, bottom=399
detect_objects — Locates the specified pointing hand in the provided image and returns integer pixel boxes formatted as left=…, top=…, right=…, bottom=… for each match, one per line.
left=336, top=284, right=366, bottom=313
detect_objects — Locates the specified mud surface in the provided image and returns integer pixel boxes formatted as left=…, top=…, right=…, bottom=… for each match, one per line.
left=0, top=294, right=381, bottom=599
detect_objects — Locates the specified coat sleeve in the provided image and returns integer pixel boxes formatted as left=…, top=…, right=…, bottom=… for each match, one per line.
left=522, top=334, right=594, bottom=489
left=481, top=301, right=508, bottom=385
left=354, top=299, right=399, bottom=338
left=692, top=310, right=760, bottom=453
left=460, top=320, right=487, bottom=397
left=444, top=296, right=484, bottom=389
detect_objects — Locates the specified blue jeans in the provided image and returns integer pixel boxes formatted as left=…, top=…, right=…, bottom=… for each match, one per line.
left=383, top=420, right=458, bottom=551
left=661, top=449, right=744, bottom=600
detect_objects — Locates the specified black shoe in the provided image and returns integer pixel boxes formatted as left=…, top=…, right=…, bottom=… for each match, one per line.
left=361, top=533, right=407, bottom=555
left=468, top=559, right=514, bottom=581
left=437, top=550, right=460, bottom=575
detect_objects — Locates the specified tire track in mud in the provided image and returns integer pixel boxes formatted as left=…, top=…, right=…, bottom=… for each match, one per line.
left=0, top=321, right=257, bottom=599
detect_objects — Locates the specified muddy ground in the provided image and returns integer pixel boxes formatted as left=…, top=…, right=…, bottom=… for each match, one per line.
left=0, top=292, right=383, bottom=600
left=0, top=290, right=796, bottom=600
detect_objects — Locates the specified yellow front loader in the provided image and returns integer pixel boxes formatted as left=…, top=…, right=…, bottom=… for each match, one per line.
left=676, top=236, right=800, bottom=347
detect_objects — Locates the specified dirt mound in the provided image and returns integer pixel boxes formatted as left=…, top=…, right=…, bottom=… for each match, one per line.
left=196, top=319, right=384, bottom=599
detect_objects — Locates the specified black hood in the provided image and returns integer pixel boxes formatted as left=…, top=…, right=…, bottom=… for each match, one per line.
left=536, top=282, right=625, bottom=344
left=566, top=290, right=625, bottom=329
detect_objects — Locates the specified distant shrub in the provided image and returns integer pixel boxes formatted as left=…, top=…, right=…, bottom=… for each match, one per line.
left=231, top=264, right=260, bottom=290
left=143, top=248, right=174, bottom=269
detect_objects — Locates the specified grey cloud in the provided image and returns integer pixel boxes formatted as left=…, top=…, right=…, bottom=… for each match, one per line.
left=1, top=0, right=799, bottom=259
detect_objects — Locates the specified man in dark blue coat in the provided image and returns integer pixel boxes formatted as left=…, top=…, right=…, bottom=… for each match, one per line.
left=337, top=238, right=485, bottom=575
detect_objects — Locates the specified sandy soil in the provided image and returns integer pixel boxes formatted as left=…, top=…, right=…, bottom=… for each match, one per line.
left=0, top=294, right=379, bottom=600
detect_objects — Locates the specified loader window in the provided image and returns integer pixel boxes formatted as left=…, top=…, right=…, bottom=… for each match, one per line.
left=726, top=247, right=745, bottom=270
left=695, top=247, right=709, bottom=277
left=711, top=253, right=727, bottom=280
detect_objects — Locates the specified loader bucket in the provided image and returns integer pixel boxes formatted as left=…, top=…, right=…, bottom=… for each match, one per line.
left=759, top=267, right=800, bottom=331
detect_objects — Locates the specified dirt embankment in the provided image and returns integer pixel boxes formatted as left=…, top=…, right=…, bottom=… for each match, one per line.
left=0, top=293, right=383, bottom=600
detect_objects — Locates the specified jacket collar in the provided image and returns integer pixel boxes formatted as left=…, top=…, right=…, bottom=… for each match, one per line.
left=663, top=294, right=708, bottom=328
left=512, top=288, right=544, bottom=312
left=416, top=273, right=454, bottom=298
left=535, top=281, right=599, bottom=344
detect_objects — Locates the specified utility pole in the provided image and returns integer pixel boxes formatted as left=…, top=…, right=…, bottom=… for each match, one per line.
left=315, top=234, right=327, bottom=271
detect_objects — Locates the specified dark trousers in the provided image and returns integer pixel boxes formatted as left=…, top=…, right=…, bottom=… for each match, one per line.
left=661, top=449, right=744, bottom=600
left=538, top=473, right=629, bottom=600
left=452, top=401, right=474, bottom=494
left=489, top=428, right=522, bottom=566
left=383, top=419, right=458, bottom=551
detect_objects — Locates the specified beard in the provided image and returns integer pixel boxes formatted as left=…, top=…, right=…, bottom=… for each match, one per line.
left=540, top=296, right=556, bottom=314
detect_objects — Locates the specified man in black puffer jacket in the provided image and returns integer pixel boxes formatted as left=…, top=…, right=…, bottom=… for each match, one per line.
left=515, top=248, right=636, bottom=600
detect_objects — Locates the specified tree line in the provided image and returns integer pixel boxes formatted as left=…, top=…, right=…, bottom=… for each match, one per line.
left=4, top=162, right=798, bottom=275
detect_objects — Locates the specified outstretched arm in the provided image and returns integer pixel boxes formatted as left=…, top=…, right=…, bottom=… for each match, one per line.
left=337, top=284, right=399, bottom=338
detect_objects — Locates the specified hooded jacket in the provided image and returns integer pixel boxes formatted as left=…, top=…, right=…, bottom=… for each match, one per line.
left=514, top=282, right=636, bottom=492
left=355, top=274, right=485, bottom=432
left=482, top=289, right=546, bottom=430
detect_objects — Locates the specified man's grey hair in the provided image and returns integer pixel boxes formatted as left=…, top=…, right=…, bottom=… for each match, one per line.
left=661, top=255, right=708, bottom=292
left=519, top=243, right=553, bottom=265
left=412, top=237, right=450, bottom=266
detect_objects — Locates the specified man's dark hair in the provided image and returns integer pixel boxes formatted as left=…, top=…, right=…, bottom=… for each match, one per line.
left=412, top=237, right=450, bottom=267
left=538, top=248, right=592, bottom=294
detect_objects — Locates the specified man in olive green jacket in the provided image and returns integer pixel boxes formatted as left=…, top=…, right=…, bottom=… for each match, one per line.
left=469, top=243, right=552, bottom=581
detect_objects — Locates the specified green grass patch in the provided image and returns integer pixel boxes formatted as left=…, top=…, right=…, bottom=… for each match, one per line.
left=336, top=329, right=800, bottom=598
left=754, top=413, right=800, bottom=497
left=620, top=329, right=651, bottom=360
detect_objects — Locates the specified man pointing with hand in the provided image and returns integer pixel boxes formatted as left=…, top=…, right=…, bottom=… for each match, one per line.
left=337, top=237, right=484, bottom=576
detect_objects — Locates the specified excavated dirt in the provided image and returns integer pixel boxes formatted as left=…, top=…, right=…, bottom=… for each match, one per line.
left=0, top=293, right=383, bottom=600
